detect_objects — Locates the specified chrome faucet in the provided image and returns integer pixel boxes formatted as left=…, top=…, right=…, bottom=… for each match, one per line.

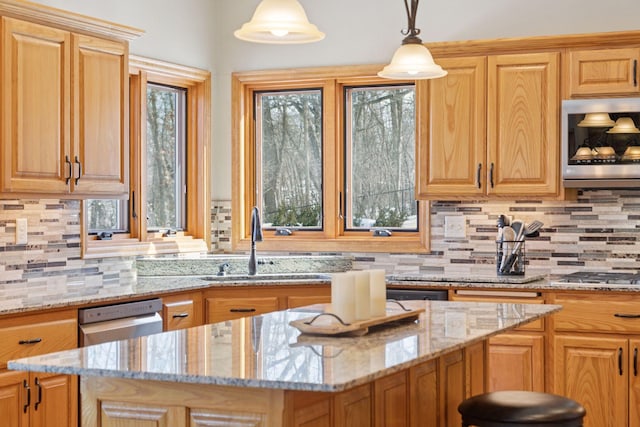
left=248, top=206, right=263, bottom=275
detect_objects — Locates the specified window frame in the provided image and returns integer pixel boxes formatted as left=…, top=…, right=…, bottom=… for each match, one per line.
left=82, top=55, right=211, bottom=258
left=232, top=65, right=429, bottom=253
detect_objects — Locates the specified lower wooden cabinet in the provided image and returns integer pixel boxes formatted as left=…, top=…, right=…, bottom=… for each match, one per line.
left=161, top=291, right=203, bottom=331
left=0, top=310, right=78, bottom=427
left=488, top=334, right=544, bottom=392
left=450, top=289, right=545, bottom=392
left=204, top=285, right=330, bottom=324
left=0, top=369, right=77, bottom=427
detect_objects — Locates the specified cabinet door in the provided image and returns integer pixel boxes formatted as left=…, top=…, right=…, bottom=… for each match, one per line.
left=409, top=360, right=438, bottom=427
left=335, top=384, right=371, bottom=427
left=416, top=56, right=486, bottom=198
left=487, top=52, right=559, bottom=197
left=440, top=350, right=464, bottom=427
left=554, top=335, right=627, bottom=427
left=488, top=334, right=544, bottom=392
left=72, top=34, right=129, bottom=195
left=1, top=17, right=71, bottom=194
left=31, top=373, right=77, bottom=427
left=374, top=371, right=407, bottom=427
left=163, top=292, right=203, bottom=331
left=0, top=370, right=29, bottom=427
left=568, top=47, right=640, bottom=97
left=100, top=400, right=185, bottom=427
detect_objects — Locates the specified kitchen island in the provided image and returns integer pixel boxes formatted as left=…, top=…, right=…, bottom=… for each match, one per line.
left=9, top=300, right=560, bottom=427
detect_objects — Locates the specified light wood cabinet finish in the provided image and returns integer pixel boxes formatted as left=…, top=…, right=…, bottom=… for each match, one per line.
left=489, top=334, right=544, bottom=392
left=419, top=52, right=560, bottom=199
left=1, top=17, right=71, bottom=194
left=487, top=52, right=560, bottom=197
left=0, top=3, right=139, bottom=198
left=450, top=289, right=545, bottom=393
left=417, top=56, right=486, bottom=198
left=553, top=292, right=640, bottom=334
left=567, top=47, right=640, bottom=97
left=554, top=335, right=627, bottom=427
left=204, top=285, right=330, bottom=323
left=80, top=341, right=486, bottom=427
left=162, top=292, right=203, bottom=331
left=0, top=310, right=78, bottom=427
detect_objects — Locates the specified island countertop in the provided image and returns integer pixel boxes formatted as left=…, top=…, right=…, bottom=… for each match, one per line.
left=9, top=300, right=560, bottom=392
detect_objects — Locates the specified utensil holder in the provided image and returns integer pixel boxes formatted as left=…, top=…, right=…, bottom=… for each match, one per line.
left=496, top=240, right=525, bottom=276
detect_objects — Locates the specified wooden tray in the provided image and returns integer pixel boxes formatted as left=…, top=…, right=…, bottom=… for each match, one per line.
left=289, top=304, right=424, bottom=337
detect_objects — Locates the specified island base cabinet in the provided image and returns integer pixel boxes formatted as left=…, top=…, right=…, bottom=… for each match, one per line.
left=0, top=370, right=77, bottom=427
left=80, top=342, right=486, bottom=427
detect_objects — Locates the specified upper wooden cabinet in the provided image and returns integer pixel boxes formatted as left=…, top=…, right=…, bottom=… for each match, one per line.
left=418, top=51, right=560, bottom=199
left=0, top=1, right=141, bottom=198
left=567, top=47, right=640, bottom=97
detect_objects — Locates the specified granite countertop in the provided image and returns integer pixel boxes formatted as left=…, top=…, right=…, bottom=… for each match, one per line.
left=9, top=300, right=561, bottom=392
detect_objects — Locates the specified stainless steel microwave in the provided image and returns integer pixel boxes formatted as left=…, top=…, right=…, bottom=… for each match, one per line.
left=562, top=98, right=640, bottom=187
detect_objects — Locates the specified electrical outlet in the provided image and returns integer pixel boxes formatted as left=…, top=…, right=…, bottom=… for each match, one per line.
left=16, top=218, right=28, bottom=245
left=444, top=216, right=466, bottom=239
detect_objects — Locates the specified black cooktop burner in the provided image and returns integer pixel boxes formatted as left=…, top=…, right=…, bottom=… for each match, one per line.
left=558, top=271, right=640, bottom=285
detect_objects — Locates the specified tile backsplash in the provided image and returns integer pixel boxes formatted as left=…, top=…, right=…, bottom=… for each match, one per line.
left=2, top=189, right=640, bottom=303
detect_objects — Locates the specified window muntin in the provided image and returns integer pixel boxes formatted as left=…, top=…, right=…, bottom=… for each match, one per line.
left=255, top=89, right=323, bottom=230
left=146, top=83, right=187, bottom=231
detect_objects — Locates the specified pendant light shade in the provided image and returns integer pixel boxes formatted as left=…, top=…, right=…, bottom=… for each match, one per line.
left=378, top=0, right=446, bottom=80
left=234, top=0, right=325, bottom=44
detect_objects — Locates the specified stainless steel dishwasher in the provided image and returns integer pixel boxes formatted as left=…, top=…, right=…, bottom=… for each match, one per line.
left=78, top=298, right=163, bottom=346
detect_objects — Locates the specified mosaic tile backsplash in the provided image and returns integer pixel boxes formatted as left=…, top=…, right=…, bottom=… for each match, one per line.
left=2, top=189, right=640, bottom=305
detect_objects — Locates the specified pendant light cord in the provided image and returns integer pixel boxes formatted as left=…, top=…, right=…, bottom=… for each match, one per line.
left=401, top=0, right=422, bottom=45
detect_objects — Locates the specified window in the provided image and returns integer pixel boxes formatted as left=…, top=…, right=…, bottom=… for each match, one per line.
left=82, top=56, right=211, bottom=258
left=256, top=89, right=323, bottom=230
left=345, top=85, right=417, bottom=232
left=146, top=83, right=187, bottom=232
left=232, top=67, right=429, bottom=253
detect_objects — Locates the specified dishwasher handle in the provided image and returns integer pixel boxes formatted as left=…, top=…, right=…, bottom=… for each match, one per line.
left=79, top=312, right=163, bottom=346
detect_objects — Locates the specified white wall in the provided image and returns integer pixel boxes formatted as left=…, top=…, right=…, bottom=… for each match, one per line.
left=28, top=0, right=640, bottom=200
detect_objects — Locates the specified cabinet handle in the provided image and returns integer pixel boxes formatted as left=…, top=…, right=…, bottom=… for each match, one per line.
left=476, top=163, right=482, bottom=189
left=489, top=163, right=495, bottom=188
left=635, top=348, right=638, bottom=377
left=229, top=308, right=256, bottom=313
left=634, top=59, right=638, bottom=87
left=64, top=155, right=73, bottom=185
left=338, top=191, right=344, bottom=220
left=23, top=380, right=30, bottom=413
left=614, top=313, right=640, bottom=319
left=619, top=347, right=624, bottom=376
left=34, top=377, right=42, bottom=411
left=74, top=156, right=82, bottom=185
left=172, top=313, right=189, bottom=318
left=131, top=190, right=138, bottom=219
left=19, top=338, right=42, bottom=345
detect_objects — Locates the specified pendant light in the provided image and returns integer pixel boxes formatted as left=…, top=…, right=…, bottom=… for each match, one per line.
left=234, top=0, right=325, bottom=44
left=379, top=0, right=446, bottom=80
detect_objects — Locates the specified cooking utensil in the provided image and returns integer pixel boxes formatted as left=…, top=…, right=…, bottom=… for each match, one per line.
left=499, top=226, right=516, bottom=272
left=524, top=220, right=543, bottom=237
left=510, top=219, right=525, bottom=243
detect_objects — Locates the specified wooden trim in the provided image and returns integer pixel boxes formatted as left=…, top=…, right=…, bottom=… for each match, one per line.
left=426, top=29, right=640, bottom=58
left=85, top=56, right=211, bottom=257
left=232, top=69, right=430, bottom=253
left=0, top=0, right=144, bottom=41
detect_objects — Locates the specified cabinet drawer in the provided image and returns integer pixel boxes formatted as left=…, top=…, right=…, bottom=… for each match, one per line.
left=553, top=293, right=640, bottom=333
left=164, top=300, right=197, bottom=331
left=0, top=317, right=77, bottom=369
left=206, top=297, right=280, bottom=323
left=287, top=295, right=331, bottom=309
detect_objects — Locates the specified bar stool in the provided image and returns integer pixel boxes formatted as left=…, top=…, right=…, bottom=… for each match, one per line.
left=458, top=390, right=586, bottom=427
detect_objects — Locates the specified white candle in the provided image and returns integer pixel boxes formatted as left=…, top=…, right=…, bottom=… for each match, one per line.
left=330, top=272, right=356, bottom=324
left=369, top=269, right=387, bottom=317
left=351, top=271, right=371, bottom=320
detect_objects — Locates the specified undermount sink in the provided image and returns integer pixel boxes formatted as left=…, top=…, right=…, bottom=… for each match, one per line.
left=200, top=272, right=332, bottom=282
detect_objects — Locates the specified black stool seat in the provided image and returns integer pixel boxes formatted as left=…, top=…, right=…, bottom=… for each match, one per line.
left=458, top=391, right=586, bottom=427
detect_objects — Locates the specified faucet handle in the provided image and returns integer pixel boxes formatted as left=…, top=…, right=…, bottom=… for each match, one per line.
left=217, top=262, right=231, bottom=276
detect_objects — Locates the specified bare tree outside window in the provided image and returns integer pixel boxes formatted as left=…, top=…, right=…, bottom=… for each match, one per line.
left=146, top=83, right=187, bottom=231
left=346, top=85, right=417, bottom=231
left=256, top=90, right=323, bottom=229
